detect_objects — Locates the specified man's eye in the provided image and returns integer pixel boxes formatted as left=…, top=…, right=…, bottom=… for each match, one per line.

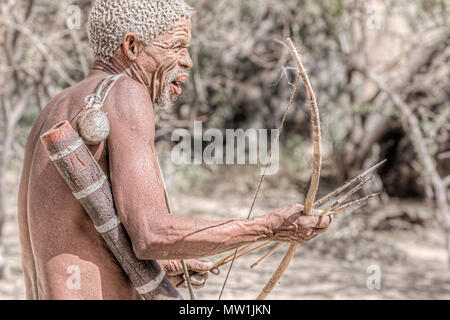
left=174, top=42, right=188, bottom=50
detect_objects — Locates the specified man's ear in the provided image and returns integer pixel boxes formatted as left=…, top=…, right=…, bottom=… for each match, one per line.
left=122, top=33, right=140, bottom=60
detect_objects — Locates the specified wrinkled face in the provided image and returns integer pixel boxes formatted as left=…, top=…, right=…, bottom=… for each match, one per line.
left=132, top=17, right=193, bottom=108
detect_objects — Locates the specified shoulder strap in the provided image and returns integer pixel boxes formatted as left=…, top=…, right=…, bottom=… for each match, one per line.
left=84, top=74, right=126, bottom=111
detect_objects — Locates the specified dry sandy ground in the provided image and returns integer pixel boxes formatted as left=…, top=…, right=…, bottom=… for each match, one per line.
left=1, top=164, right=450, bottom=300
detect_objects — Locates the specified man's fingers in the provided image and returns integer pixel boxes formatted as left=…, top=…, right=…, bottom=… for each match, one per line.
left=185, top=259, right=214, bottom=272
left=297, top=215, right=332, bottom=228
left=175, top=273, right=207, bottom=289
left=177, top=273, right=207, bottom=289
left=303, top=228, right=319, bottom=240
left=308, top=208, right=323, bottom=216
left=209, top=267, right=220, bottom=275
left=313, top=227, right=329, bottom=234
left=191, top=272, right=208, bottom=284
left=310, top=208, right=334, bottom=222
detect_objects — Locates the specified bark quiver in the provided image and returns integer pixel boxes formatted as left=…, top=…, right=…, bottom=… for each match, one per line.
left=40, top=120, right=182, bottom=300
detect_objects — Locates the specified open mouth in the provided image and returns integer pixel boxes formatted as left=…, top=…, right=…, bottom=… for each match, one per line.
left=170, top=73, right=188, bottom=96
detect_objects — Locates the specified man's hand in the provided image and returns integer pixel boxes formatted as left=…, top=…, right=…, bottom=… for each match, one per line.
left=158, top=259, right=220, bottom=289
left=268, top=204, right=332, bottom=243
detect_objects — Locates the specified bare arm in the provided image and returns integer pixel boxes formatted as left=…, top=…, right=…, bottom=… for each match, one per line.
left=105, top=78, right=272, bottom=260
left=106, top=78, right=330, bottom=261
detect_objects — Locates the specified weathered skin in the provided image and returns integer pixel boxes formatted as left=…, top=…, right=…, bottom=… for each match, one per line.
left=18, top=18, right=331, bottom=300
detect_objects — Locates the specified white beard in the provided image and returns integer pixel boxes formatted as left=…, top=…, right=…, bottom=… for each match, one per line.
left=154, top=70, right=186, bottom=109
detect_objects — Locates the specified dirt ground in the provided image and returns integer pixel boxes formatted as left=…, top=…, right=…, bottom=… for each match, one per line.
left=1, top=163, right=450, bottom=300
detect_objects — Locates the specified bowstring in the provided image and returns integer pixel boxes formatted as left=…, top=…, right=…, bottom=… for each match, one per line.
left=217, top=71, right=302, bottom=300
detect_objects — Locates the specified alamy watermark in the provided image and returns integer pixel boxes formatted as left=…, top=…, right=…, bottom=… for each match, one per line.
left=366, top=264, right=381, bottom=290
left=366, top=3, right=383, bottom=30
left=171, top=121, right=280, bottom=175
left=66, top=5, right=81, bottom=30
left=66, top=265, right=81, bottom=290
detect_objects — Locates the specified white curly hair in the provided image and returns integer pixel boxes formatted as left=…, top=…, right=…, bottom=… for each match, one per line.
left=88, top=0, right=194, bottom=62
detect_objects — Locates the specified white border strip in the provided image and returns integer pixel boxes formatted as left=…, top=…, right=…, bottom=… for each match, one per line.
left=72, top=175, right=107, bottom=200
left=49, top=138, right=84, bottom=161
left=136, top=269, right=166, bottom=295
left=92, top=74, right=126, bottom=110
left=94, top=215, right=121, bottom=234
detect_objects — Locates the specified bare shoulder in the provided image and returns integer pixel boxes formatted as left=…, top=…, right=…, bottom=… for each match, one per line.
left=106, top=76, right=154, bottom=126
left=104, top=76, right=156, bottom=145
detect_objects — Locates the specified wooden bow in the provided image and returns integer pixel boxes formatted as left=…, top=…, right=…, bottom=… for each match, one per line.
left=213, top=38, right=385, bottom=299
left=218, top=38, right=321, bottom=299
left=256, top=39, right=321, bottom=299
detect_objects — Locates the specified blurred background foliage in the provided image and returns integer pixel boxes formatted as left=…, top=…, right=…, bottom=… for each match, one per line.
left=0, top=0, right=449, bottom=297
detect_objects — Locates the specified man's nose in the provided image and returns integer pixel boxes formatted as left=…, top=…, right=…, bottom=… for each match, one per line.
left=180, top=50, right=193, bottom=70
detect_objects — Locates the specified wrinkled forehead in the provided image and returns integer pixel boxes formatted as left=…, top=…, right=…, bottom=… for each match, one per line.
left=154, top=17, right=192, bottom=42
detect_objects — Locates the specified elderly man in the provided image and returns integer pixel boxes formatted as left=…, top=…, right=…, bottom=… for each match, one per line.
left=18, top=0, right=331, bottom=300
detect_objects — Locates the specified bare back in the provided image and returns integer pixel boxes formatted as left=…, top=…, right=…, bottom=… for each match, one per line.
left=18, top=72, right=140, bottom=300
